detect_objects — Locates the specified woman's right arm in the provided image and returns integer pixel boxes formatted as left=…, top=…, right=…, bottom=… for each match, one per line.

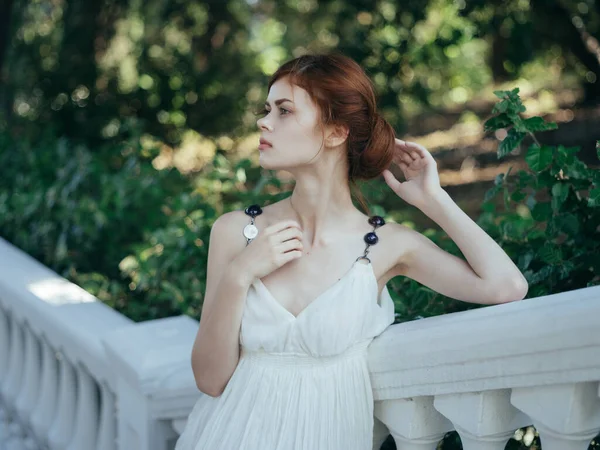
left=191, top=211, right=250, bottom=397
left=191, top=211, right=303, bottom=397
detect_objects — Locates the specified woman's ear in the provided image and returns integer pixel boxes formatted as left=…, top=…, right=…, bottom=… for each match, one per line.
left=325, top=123, right=349, bottom=148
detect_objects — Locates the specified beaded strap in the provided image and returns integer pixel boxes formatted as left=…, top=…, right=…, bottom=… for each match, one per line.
left=357, top=215, right=385, bottom=263
left=243, top=205, right=383, bottom=257
left=243, top=204, right=263, bottom=245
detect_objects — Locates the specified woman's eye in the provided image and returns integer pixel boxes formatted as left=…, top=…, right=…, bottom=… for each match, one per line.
left=256, top=107, right=290, bottom=117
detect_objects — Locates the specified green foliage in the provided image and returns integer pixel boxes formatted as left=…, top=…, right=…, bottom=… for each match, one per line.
left=3, top=0, right=598, bottom=147
left=480, top=88, right=600, bottom=298
left=485, top=88, right=558, bottom=158
left=0, top=128, right=193, bottom=319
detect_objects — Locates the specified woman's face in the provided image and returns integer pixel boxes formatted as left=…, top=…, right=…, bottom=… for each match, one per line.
left=256, top=77, right=326, bottom=171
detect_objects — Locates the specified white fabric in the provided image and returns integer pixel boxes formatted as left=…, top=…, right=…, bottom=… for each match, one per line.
left=175, top=260, right=395, bottom=450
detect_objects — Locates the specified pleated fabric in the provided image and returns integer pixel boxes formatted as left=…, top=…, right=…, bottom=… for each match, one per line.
left=175, top=260, right=395, bottom=450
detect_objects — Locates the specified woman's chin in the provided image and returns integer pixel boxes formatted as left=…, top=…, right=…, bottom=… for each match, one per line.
left=258, top=155, right=281, bottom=170
left=258, top=159, right=278, bottom=170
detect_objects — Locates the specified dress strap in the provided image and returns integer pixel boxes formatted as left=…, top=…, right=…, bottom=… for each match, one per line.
left=356, top=215, right=385, bottom=263
left=243, top=204, right=263, bottom=245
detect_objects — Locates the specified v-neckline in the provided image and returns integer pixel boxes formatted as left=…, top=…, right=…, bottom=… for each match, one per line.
left=253, top=260, right=376, bottom=321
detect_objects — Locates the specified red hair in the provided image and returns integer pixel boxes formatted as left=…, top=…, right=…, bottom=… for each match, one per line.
left=268, top=53, right=396, bottom=213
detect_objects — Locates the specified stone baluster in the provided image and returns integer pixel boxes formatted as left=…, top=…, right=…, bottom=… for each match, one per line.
left=96, top=382, right=117, bottom=450
left=433, top=389, right=531, bottom=450
left=374, top=397, right=451, bottom=449
left=15, top=326, right=41, bottom=426
left=67, top=366, right=100, bottom=450
left=0, top=307, right=9, bottom=389
left=1, top=316, right=25, bottom=443
left=14, top=325, right=43, bottom=449
left=47, top=354, right=77, bottom=450
left=1, top=316, right=23, bottom=410
left=512, top=382, right=600, bottom=450
left=30, top=337, right=59, bottom=448
left=372, top=415, right=390, bottom=450
left=0, top=307, right=11, bottom=443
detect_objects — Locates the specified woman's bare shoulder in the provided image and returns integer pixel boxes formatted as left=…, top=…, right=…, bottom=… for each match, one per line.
left=210, top=200, right=287, bottom=248
left=377, top=221, right=423, bottom=267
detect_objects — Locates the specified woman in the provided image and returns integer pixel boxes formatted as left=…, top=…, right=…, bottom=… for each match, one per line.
left=175, top=53, right=528, bottom=450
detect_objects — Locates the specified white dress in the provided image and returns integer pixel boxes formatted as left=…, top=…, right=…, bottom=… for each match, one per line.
left=175, top=259, right=395, bottom=450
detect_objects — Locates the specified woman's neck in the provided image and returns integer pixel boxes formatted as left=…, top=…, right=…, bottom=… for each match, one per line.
left=287, top=176, right=356, bottom=247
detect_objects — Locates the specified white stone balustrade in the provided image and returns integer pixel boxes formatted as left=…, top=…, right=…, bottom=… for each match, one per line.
left=0, top=238, right=132, bottom=450
left=368, top=284, right=600, bottom=450
left=1, top=235, right=600, bottom=450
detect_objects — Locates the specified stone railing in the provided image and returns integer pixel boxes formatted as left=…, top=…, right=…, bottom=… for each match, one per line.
left=368, top=285, right=600, bottom=450
left=1, top=236, right=599, bottom=450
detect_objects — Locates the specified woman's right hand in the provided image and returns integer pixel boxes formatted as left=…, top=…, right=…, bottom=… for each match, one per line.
left=232, top=220, right=304, bottom=284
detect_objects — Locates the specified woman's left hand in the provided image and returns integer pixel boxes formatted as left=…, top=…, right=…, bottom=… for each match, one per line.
left=382, top=139, right=443, bottom=209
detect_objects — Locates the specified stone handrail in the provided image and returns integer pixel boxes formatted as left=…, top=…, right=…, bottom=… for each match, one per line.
left=368, top=285, right=600, bottom=449
left=1, top=236, right=599, bottom=450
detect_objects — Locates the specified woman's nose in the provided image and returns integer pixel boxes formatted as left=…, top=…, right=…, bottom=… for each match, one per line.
left=257, top=116, right=272, bottom=131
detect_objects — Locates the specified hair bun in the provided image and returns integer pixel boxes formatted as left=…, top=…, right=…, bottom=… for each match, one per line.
left=356, top=113, right=395, bottom=180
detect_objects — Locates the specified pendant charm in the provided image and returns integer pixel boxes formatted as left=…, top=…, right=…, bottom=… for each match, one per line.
left=243, top=223, right=259, bottom=240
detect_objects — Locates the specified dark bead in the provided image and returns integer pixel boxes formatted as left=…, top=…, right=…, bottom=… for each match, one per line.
left=364, top=232, right=379, bottom=245
left=245, top=204, right=262, bottom=217
left=368, top=215, right=385, bottom=227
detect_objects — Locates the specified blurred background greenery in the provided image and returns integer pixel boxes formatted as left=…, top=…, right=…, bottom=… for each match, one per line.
left=1, top=1, right=599, bottom=448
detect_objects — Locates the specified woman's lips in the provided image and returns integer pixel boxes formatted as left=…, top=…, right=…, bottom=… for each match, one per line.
left=259, top=139, right=273, bottom=150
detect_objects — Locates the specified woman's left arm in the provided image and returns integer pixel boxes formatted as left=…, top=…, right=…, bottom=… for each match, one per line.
left=383, top=139, right=529, bottom=305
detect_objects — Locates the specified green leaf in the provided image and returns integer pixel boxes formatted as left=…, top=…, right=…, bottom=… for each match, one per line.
left=493, top=89, right=511, bottom=100
left=551, top=182, right=569, bottom=212
left=503, top=185, right=511, bottom=210
left=492, top=88, right=525, bottom=116
left=589, top=186, right=600, bottom=207
left=481, top=202, right=496, bottom=212
left=518, top=251, right=535, bottom=270
left=528, top=265, right=554, bottom=284
left=516, top=170, right=535, bottom=188
left=556, top=213, right=580, bottom=234
left=499, top=128, right=526, bottom=158
left=492, top=101, right=508, bottom=114
left=501, top=219, right=514, bottom=237
left=555, top=145, right=579, bottom=166
left=494, top=173, right=505, bottom=186
left=511, top=190, right=526, bottom=202
left=538, top=243, right=563, bottom=265
left=558, top=260, right=576, bottom=280
left=525, top=145, right=553, bottom=172
left=531, top=202, right=551, bottom=221
left=484, top=184, right=502, bottom=203
left=563, top=157, right=590, bottom=179
left=536, top=171, right=556, bottom=188
left=522, top=117, right=558, bottom=132
left=483, top=113, right=512, bottom=132
left=511, top=114, right=528, bottom=132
